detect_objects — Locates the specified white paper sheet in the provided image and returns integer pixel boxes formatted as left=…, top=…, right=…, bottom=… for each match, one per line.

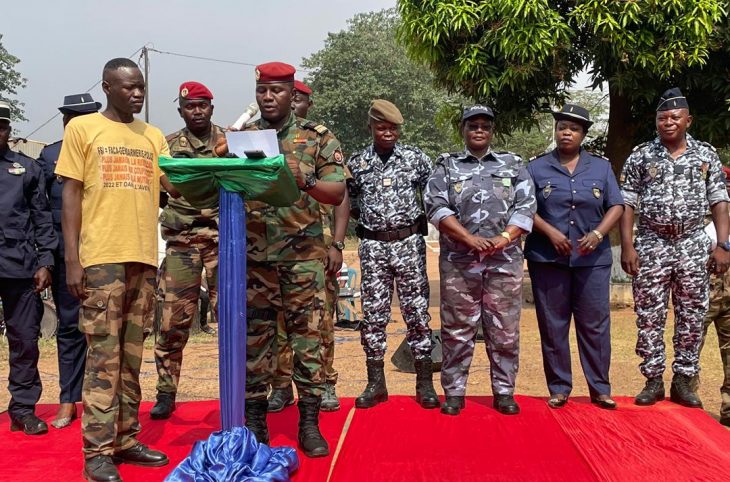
left=224, top=129, right=280, bottom=158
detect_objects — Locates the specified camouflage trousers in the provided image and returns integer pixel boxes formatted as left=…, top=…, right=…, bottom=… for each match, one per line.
left=246, top=259, right=325, bottom=400
left=693, top=271, right=730, bottom=418
left=633, top=230, right=710, bottom=378
left=272, top=265, right=338, bottom=389
left=154, top=240, right=218, bottom=395
left=80, top=263, right=156, bottom=458
left=439, top=251, right=522, bottom=396
left=359, top=234, right=432, bottom=360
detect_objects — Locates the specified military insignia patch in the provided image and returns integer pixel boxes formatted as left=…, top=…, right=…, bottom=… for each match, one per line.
left=648, top=165, right=658, bottom=178
left=543, top=185, right=552, bottom=198
left=454, top=181, right=463, bottom=194
left=593, top=187, right=601, bottom=198
left=619, top=174, right=625, bottom=183
left=180, top=87, right=189, bottom=98
left=701, top=162, right=709, bottom=180
left=179, top=137, right=189, bottom=148
left=360, top=159, right=367, bottom=170
left=334, top=150, right=343, bottom=164
left=255, top=68, right=260, bottom=81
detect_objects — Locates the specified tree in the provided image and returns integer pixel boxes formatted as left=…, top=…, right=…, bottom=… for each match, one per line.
left=301, top=9, right=460, bottom=159
left=397, top=1, right=727, bottom=172
left=0, top=34, right=27, bottom=121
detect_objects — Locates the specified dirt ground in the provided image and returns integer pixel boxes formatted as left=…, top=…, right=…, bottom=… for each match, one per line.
left=0, top=247, right=727, bottom=424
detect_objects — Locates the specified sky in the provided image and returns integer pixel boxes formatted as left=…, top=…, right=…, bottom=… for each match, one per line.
left=3, top=0, right=397, bottom=143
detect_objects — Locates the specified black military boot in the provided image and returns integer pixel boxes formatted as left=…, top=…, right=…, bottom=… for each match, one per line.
left=150, top=392, right=175, bottom=420
left=635, top=377, right=665, bottom=406
left=440, top=396, right=465, bottom=416
left=414, top=358, right=440, bottom=409
left=355, top=359, right=388, bottom=408
left=83, top=455, right=121, bottom=482
left=245, top=399, right=270, bottom=444
left=493, top=394, right=520, bottom=415
left=670, top=373, right=703, bottom=408
left=267, top=384, right=295, bottom=413
left=297, top=396, right=329, bottom=458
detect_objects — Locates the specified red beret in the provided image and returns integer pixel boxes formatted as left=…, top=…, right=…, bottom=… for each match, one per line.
left=179, top=81, right=213, bottom=101
left=255, top=62, right=295, bottom=84
left=293, top=80, right=312, bottom=96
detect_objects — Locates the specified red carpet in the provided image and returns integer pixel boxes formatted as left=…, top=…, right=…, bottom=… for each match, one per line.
left=1, top=396, right=728, bottom=481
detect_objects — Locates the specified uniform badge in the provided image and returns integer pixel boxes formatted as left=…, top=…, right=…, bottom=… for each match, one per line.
left=360, top=159, right=367, bottom=170
left=648, top=165, right=658, bottom=179
left=454, top=181, right=463, bottom=194
left=543, top=185, right=552, bottom=198
left=255, top=68, right=261, bottom=81
left=179, top=137, right=189, bottom=148
left=180, top=87, right=189, bottom=98
left=593, top=187, right=601, bottom=199
left=56, top=175, right=63, bottom=184
left=619, top=173, right=626, bottom=183
left=382, top=177, right=392, bottom=187
left=8, top=162, right=25, bottom=175
left=701, top=162, right=709, bottom=180
left=333, top=150, right=343, bottom=164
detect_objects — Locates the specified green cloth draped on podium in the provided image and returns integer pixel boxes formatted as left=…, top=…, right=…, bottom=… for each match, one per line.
left=159, top=155, right=300, bottom=480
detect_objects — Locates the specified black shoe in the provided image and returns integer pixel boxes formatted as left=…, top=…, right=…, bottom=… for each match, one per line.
left=200, top=324, right=217, bottom=335
left=635, top=377, right=665, bottom=406
left=547, top=394, right=568, bottom=409
left=670, top=373, right=703, bottom=408
left=10, top=413, right=48, bottom=435
left=355, top=359, right=388, bottom=409
left=83, top=455, right=121, bottom=482
left=245, top=399, right=269, bottom=444
left=414, top=358, right=440, bottom=409
left=320, top=383, right=340, bottom=412
left=440, top=396, right=465, bottom=416
left=267, top=385, right=295, bottom=413
left=112, top=442, right=168, bottom=467
left=591, top=395, right=617, bottom=410
left=298, top=396, right=329, bottom=458
left=150, top=392, right=175, bottom=420
left=493, top=395, right=520, bottom=415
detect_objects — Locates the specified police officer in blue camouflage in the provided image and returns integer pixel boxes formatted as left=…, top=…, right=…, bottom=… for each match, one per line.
left=37, top=94, right=100, bottom=430
left=0, top=100, right=57, bottom=435
left=620, top=87, right=730, bottom=408
left=347, top=99, right=439, bottom=410
left=425, top=105, right=536, bottom=416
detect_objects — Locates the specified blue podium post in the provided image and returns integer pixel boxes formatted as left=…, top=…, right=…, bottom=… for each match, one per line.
left=217, top=189, right=247, bottom=430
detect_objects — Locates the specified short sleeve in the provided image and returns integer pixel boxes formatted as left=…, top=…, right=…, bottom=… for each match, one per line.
left=55, top=120, right=87, bottom=183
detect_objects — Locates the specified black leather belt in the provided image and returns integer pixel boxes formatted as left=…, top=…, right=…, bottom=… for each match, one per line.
left=357, top=218, right=422, bottom=242
left=639, top=217, right=703, bottom=237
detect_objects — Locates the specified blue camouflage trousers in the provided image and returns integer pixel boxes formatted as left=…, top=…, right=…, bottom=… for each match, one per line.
left=439, top=251, right=522, bottom=396
left=633, top=229, right=711, bottom=378
left=359, top=234, right=432, bottom=360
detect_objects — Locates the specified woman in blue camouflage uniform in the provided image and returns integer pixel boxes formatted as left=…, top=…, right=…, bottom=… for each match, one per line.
left=425, top=105, right=536, bottom=416
left=525, top=104, right=624, bottom=410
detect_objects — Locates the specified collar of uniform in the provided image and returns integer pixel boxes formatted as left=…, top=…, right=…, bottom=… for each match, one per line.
left=545, top=147, right=592, bottom=172
left=464, top=147, right=492, bottom=162
left=259, top=111, right=296, bottom=136
left=653, top=133, right=696, bottom=157
left=363, top=143, right=403, bottom=162
left=182, top=124, right=222, bottom=150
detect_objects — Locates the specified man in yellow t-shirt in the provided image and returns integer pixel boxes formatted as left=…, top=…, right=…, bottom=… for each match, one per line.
left=55, top=58, right=171, bottom=482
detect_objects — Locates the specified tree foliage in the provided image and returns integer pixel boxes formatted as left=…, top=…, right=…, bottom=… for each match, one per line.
left=301, top=9, right=460, bottom=159
left=0, top=34, right=27, bottom=122
left=397, top=0, right=728, bottom=170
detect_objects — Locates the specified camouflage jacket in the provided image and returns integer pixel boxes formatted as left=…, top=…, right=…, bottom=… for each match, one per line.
left=346, top=143, right=432, bottom=231
left=245, top=112, right=345, bottom=262
left=621, top=134, right=729, bottom=226
left=424, top=149, right=536, bottom=263
left=159, top=124, right=224, bottom=245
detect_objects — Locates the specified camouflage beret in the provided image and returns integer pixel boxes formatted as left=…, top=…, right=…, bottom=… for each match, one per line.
left=368, top=99, right=403, bottom=125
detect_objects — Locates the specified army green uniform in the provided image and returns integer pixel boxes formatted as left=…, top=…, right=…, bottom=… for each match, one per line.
left=153, top=125, right=223, bottom=396
left=246, top=112, right=344, bottom=401
left=701, top=271, right=730, bottom=421
left=272, top=203, right=340, bottom=390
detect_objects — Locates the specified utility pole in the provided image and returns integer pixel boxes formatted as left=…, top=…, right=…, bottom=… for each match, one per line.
left=142, top=46, right=149, bottom=122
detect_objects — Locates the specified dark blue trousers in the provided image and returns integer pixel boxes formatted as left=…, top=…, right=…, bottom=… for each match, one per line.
left=0, top=278, right=43, bottom=418
left=51, top=256, right=85, bottom=403
left=527, top=261, right=612, bottom=397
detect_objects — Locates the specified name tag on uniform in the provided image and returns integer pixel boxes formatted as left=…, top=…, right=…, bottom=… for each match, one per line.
left=382, top=178, right=392, bottom=187
left=673, top=165, right=685, bottom=175
left=8, top=162, right=25, bottom=175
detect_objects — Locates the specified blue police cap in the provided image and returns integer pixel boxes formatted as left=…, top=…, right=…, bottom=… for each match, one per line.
left=656, top=87, right=689, bottom=111
left=58, top=94, right=101, bottom=115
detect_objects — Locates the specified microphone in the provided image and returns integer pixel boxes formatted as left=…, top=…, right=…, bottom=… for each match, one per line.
left=231, top=103, right=259, bottom=130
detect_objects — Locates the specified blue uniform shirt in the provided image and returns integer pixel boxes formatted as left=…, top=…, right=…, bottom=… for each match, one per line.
left=36, top=140, right=64, bottom=256
left=525, top=148, right=623, bottom=267
left=0, top=148, right=57, bottom=277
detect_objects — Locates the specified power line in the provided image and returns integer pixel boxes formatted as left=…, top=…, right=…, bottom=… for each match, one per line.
left=22, top=46, right=144, bottom=139
left=147, top=48, right=259, bottom=68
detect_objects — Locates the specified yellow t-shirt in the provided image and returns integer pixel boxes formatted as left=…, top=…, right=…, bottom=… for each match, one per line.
left=55, top=113, right=170, bottom=268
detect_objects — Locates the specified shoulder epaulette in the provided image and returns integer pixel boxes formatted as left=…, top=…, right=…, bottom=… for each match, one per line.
left=165, top=131, right=182, bottom=143
left=528, top=151, right=550, bottom=162
left=302, top=120, right=329, bottom=135
left=632, top=141, right=650, bottom=152
left=586, top=150, right=610, bottom=162
left=697, top=140, right=718, bottom=152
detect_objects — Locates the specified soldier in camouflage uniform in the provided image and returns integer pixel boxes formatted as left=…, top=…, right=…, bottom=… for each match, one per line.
left=219, top=62, right=345, bottom=458
left=269, top=80, right=348, bottom=413
left=424, top=105, right=536, bottom=416
left=55, top=58, right=169, bottom=482
left=150, top=82, right=222, bottom=420
left=620, top=88, right=730, bottom=408
left=346, top=99, right=440, bottom=411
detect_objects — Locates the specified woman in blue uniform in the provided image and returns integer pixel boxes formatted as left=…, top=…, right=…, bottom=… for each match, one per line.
left=525, top=104, right=624, bottom=409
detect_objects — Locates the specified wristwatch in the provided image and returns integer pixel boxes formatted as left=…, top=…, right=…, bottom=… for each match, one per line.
left=301, top=172, right=317, bottom=191
left=719, top=241, right=730, bottom=251
left=332, top=240, right=345, bottom=251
